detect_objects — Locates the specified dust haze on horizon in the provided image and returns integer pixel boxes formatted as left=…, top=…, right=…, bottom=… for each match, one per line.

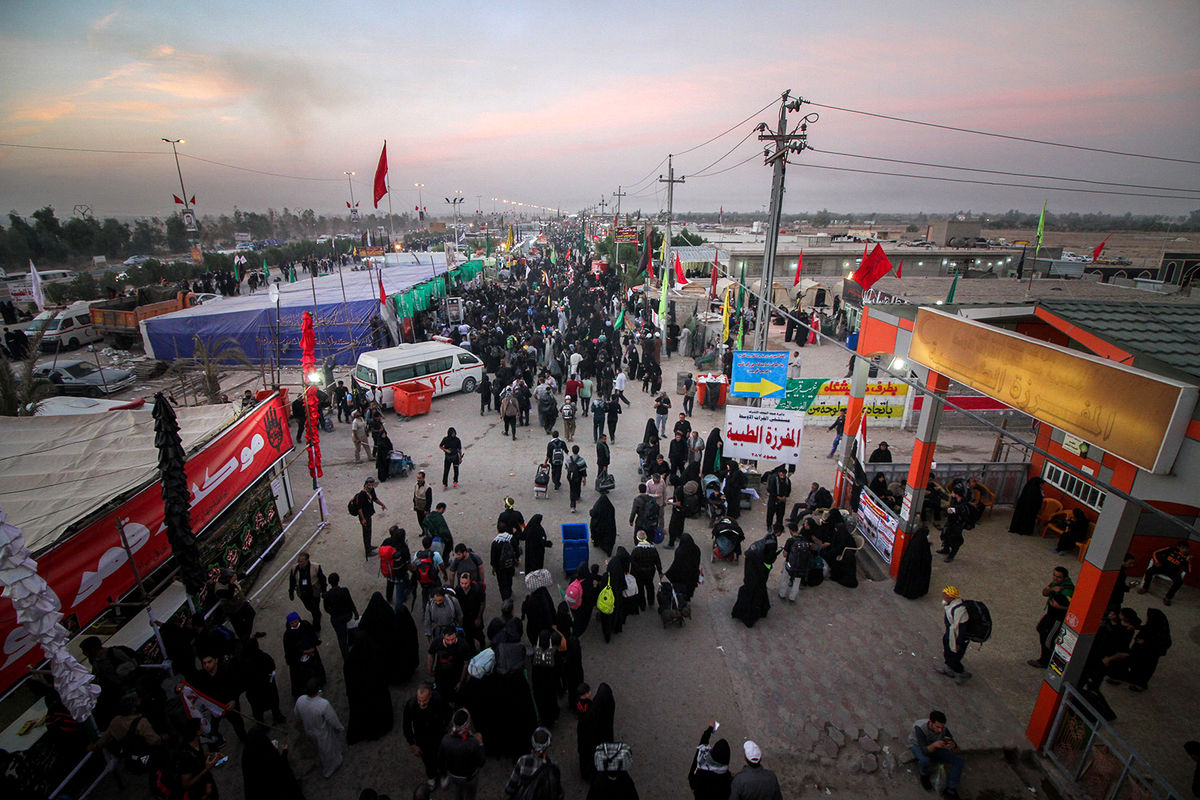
left=1, top=1, right=1198, bottom=222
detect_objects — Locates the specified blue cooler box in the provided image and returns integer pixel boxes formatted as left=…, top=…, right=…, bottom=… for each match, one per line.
left=561, top=523, right=589, bottom=577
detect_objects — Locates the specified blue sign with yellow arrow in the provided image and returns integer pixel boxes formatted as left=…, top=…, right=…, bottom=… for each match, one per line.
left=730, top=350, right=788, bottom=399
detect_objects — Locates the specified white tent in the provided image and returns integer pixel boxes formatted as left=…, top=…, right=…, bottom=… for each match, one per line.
left=0, top=404, right=235, bottom=553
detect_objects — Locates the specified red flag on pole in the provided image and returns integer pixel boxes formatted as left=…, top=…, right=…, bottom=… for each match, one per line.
left=673, top=252, right=689, bottom=285
left=1091, top=234, right=1112, bottom=262
left=372, top=142, right=388, bottom=208
left=853, top=244, right=893, bottom=291
left=638, top=235, right=653, bottom=282
left=173, top=195, right=185, bottom=205
left=710, top=251, right=719, bottom=299
left=190, top=195, right=196, bottom=206
left=793, top=249, right=804, bottom=286
left=378, top=270, right=387, bottom=305
left=896, top=258, right=903, bottom=279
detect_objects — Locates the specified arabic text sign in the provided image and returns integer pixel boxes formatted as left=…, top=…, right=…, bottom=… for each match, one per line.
left=857, top=487, right=898, bottom=562
left=722, top=406, right=804, bottom=462
left=909, top=307, right=1198, bottom=474
left=730, top=351, right=788, bottom=399
left=614, top=226, right=639, bottom=244
left=0, top=396, right=293, bottom=695
left=778, top=378, right=908, bottom=419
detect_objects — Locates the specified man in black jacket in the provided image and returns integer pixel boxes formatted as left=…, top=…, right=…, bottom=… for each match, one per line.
left=404, top=682, right=450, bottom=790
left=355, top=478, right=387, bottom=558
left=630, top=531, right=664, bottom=610
left=438, top=708, right=486, bottom=796
left=765, top=465, right=792, bottom=530
left=322, top=573, right=359, bottom=659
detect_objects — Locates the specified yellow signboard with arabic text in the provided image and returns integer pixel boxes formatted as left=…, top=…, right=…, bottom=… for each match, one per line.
left=908, top=308, right=1197, bottom=474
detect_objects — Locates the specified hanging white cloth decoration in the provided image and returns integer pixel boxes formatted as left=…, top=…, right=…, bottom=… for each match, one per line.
left=0, top=506, right=100, bottom=721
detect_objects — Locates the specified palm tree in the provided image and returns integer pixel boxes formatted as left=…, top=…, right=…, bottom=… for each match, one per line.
left=0, top=321, right=56, bottom=416
left=168, top=336, right=254, bottom=405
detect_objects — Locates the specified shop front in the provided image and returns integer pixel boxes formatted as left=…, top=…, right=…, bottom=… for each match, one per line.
left=843, top=300, right=1200, bottom=766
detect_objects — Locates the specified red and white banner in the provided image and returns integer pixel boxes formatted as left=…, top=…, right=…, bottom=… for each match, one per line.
left=178, top=679, right=228, bottom=734
left=0, top=396, right=293, bottom=694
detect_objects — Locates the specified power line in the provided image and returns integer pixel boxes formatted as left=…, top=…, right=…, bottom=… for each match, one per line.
left=178, top=154, right=342, bottom=182
left=685, top=129, right=758, bottom=178
left=622, top=156, right=669, bottom=194
left=800, top=99, right=1200, bottom=165
left=674, top=97, right=779, bottom=156
left=688, top=151, right=761, bottom=179
left=0, top=142, right=163, bottom=155
left=621, top=95, right=779, bottom=189
left=810, top=147, right=1200, bottom=194
left=790, top=160, right=1200, bottom=200
left=0, top=141, right=345, bottom=182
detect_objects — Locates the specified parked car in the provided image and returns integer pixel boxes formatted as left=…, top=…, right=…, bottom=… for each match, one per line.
left=123, top=255, right=151, bottom=266
left=32, top=360, right=135, bottom=397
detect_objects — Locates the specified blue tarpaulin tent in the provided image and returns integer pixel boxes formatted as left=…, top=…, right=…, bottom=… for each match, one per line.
left=142, top=253, right=454, bottom=365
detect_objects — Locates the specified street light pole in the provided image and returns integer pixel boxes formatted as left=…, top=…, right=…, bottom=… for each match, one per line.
left=162, top=138, right=190, bottom=212
left=414, top=183, right=425, bottom=226
left=344, top=171, right=357, bottom=234
left=162, top=137, right=200, bottom=264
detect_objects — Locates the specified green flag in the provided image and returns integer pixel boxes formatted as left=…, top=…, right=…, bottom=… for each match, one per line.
left=288, top=265, right=296, bottom=283
left=263, top=260, right=269, bottom=281
left=736, top=316, right=744, bottom=349
left=485, top=230, right=491, bottom=257
left=945, top=272, right=959, bottom=304
left=550, top=245, right=557, bottom=265
left=233, top=260, right=240, bottom=283
left=614, top=308, right=624, bottom=330
left=1034, top=200, right=1047, bottom=258
left=737, top=264, right=746, bottom=309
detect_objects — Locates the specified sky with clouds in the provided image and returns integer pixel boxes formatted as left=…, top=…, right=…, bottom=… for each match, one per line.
left=1, top=0, right=1198, bottom=221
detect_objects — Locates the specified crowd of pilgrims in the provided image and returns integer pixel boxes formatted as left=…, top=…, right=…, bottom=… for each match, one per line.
left=15, top=232, right=813, bottom=800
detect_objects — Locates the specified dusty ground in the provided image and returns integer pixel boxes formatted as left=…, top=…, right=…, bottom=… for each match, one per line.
left=77, top=320, right=1195, bottom=799
left=989, top=228, right=1199, bottom=275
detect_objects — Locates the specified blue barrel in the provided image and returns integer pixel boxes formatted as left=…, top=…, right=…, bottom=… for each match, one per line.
left=561, top=523, right=589, bottom=577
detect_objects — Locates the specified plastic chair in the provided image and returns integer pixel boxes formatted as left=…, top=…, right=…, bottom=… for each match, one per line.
left=1037, top=498, right=1063, bottom=537
left=1076, top=522, right=1096, bottom=563
left=1142, top=555, right=1189, bottom=595
left=837, top=533, right=866, bottom=563
left=1043, top=507, right=1071, bottom=542
left=973, top=483, right=996, bottom=517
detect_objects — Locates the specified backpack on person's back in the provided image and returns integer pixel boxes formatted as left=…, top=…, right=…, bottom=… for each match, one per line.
left=378, top=545, right=397, bottom=579
left=497, top=537, right=517, bottom=571
left=961, top=599, right=993, bottom=644
left=414, top=550, right=437, bottom=586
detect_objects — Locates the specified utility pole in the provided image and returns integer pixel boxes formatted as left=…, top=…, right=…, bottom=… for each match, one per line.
left=597, top=196, right=608, bottom=216
left=612, top=186, right=627, bottom=271
left=612, top=185, right=626, bottom=222
left=752, top=90, right=813, bottom=354
left=659, top=155, right=685, bottom=331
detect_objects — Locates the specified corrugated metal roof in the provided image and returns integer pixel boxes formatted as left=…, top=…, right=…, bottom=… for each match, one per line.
left=672, top=246, right=727, bottom=263
left=1035, top=300, right=1200, bottom=383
